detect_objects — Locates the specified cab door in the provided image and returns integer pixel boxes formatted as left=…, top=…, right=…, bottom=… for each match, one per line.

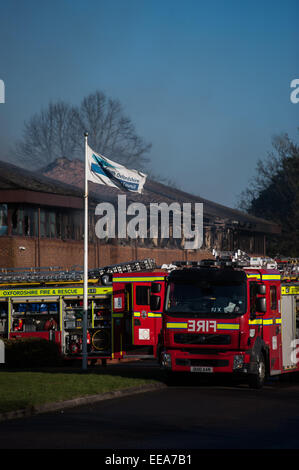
left=123, top=281, right=161, bottom=358
left=118, top=281, right=152, bottom=356
left=268, top=284, right=282, bottom=373
left=133, top=282, right=152, bottom=346
left=113, top=279, right=163, bottom=358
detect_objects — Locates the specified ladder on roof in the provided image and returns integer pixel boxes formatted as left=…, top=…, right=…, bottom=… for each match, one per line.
left=212, top=250, right=299, bottom=281
left=0, top=258, right=157, bottom=285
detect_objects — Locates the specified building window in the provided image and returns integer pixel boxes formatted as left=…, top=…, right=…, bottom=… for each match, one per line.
left=11, top=206, right=24, bottom=236
left=24, top=207, right=36, bottom=236
left=40, top=210, right=57, bottom=238
left=49, top=212, right=56, bottom=238
left=40, top=209, right=47, bottom=237
left=0, top=204, right=8, bottom=236
left=6, top=204, right=85, bottom=241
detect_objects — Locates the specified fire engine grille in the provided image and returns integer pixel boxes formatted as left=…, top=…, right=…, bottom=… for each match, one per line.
left=174, top=333, right=231, bottom=345
left=176, top=358, right=229, bottom=367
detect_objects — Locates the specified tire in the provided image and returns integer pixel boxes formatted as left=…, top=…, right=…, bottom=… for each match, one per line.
left=249, top=353, right=266, bottom=389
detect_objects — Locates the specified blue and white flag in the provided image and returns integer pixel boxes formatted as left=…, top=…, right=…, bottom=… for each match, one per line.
left=87, top=146, right=147, bottom=194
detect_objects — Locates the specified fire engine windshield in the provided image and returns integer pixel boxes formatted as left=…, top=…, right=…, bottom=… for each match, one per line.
left=165, top=269, right=247, bottom=317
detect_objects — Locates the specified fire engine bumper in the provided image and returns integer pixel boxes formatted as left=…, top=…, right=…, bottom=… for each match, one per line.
left=161, top=350, right=251, bottom=374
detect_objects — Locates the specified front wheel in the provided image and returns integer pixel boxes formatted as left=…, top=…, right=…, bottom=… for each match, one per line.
left=248, top=354, right=266, bottom=389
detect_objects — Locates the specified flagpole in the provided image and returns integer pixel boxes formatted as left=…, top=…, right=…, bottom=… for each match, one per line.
left=82, top=131, right=89, bottom=371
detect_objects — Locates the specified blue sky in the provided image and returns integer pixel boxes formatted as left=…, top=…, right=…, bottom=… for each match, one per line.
left=0, top=0, right=298, bottom=207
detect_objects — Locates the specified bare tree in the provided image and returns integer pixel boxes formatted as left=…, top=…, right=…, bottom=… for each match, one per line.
left=237, top=132, right=296, bottom=212
left=14, top=90, right=151, bottom=171
left=75, top=91, right=151, bottom=170
left=15, top=101, right=79, bottom=167
left=237, top=129, right=299, bottom=256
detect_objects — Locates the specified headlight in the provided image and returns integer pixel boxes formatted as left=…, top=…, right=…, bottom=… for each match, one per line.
left=161, top=352, right=172, bottom=369
left=233, top=354, right=244, bottom=370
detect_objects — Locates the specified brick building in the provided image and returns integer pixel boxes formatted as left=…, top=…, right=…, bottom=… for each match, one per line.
left=0, top=159, right=280, bottom=269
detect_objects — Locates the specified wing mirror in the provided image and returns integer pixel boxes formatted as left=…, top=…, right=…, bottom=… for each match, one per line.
left=150, top=295, right=161, bottom=311
left=256, top=297, right=267, bottom=313
left=151, top=282, right=161, bottom=293
left=257, top=284, right=266, bottom=295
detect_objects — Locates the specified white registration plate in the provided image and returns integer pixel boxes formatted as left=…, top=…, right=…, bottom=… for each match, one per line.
left=191, top=366, right=213, bottom=373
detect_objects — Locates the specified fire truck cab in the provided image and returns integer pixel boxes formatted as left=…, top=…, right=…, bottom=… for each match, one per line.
left=161, top=253, right=299, bottom=388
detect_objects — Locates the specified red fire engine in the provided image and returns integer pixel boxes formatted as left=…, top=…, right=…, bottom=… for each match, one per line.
left=160, top=251, right=299, bottom=388
left=1, top=250, right=298, bottom=388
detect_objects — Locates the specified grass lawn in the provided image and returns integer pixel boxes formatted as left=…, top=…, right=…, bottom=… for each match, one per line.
left=0, top=370, right=157, bottom=413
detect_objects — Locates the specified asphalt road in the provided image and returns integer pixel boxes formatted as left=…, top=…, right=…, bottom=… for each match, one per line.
left=1, top=361, right=299, bottom=450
